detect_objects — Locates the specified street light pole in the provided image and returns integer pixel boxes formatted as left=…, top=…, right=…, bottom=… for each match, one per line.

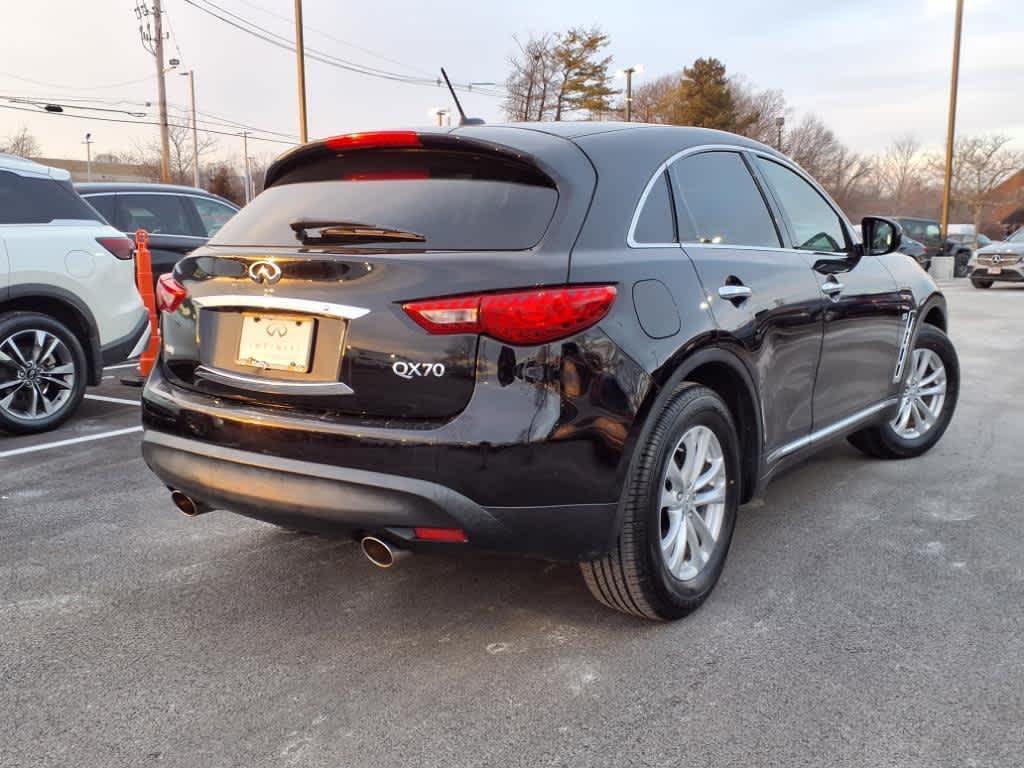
left=183, top=70, right=200, bottom=187
left=83, top=133, right=93, bottom=182
left=242, top=131, right=252, bottom=204
left=775, top=116, right=785, bottom=151
left=294, top=0, right=309, bottom=143
left=624, top=67, right=635, bottom=122
left=152, top=0, right=172, bottom=182
left=939, top=0, right=965, bottom=242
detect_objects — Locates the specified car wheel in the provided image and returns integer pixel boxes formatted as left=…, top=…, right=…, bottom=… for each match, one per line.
left=0, top=312, right=87, bottom=435
left=847, top=325, right=959, bottom=460
left=970, top=278, right=993, bottom=289
left=580, top=383, right=740, bottom=620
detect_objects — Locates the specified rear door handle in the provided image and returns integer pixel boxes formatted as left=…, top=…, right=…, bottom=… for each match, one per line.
left=821, top=279, right=844, bottom=296
left=718, top=285, right=753, bottom=302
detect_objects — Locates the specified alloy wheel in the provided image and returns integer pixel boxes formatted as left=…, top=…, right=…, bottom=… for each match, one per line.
left=659, top=425, right=728, bottom=581
left=891, top=348, right=947, bottom=440
left=0, top=329, right=77, bottom=421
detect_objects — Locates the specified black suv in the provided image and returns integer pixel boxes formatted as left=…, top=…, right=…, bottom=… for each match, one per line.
left=76, top=183, right=239, bottom=286
left=140, top=125, right=959, bottom=620
left=892, top=216, right=972, bottom=276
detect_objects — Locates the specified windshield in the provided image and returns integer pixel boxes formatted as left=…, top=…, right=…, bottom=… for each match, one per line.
left=1008, top=228, right=1024, bottom=243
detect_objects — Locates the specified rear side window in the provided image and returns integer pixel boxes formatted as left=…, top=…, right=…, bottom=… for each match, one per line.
left=191, top=197, right=237, bottom=237
left=755, top=158, right=848, bottom=253
left=117, top=194, right=197, bottom=236
left=0, top=171, right=102, bottom=225
left=670, top=152, right=780, bottom=248
left=212, top=149, right=558, bottom=251
left=632, top=172, right=676, bottom=244
left=83, top=194, right=117, bottom=225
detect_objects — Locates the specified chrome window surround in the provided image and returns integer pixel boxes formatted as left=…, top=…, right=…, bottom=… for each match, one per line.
left=625, top=143, right=855, bottom=258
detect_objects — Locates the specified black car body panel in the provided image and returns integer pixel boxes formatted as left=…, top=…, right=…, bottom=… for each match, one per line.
left=141, top=123, right=950, bottom=561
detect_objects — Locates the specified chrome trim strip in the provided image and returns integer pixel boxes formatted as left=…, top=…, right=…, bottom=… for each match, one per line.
left=767, top=398, right=899, bottom=464
left=194, top=365, right=354, bottom=396
left=81, top=191, right=239, bottom=210
left=892, top=310, right=917, bottom=383
left=191, top=294, right=370, bottom=320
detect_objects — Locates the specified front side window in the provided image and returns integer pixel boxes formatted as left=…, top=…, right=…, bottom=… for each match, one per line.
left=670, top=152, right=780, bottom=248
left=756, top=158, right=848, bottom=253
left=191, top=197, right=238, bottom=238
left=632, top=172, right=676, bottom=244
left=117, top=194, right=196, bottom=236
left=0, top=172, right=101, bottom=225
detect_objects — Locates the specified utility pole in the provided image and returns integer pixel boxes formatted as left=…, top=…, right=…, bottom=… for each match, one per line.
left=182, top=70, right=199, bottom=187
left=83, top=133, right=93, bottom=182
left=624, top=67, right=635, bottom=122
left=939, top=0, right=965, bottom=242
left=775, top=116, right=785, bottom=151
left=242, top=131, right=252, bottom=203
left=138, top=0, right=172, bottom=182
left=294, top=0, right=309, bottom=142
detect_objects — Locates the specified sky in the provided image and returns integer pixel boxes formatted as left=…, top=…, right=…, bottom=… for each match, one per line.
left=1, top=0, right=1021, bottom=166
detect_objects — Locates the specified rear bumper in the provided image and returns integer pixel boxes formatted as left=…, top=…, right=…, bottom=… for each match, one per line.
left=142, top=429, right=617, bottom=560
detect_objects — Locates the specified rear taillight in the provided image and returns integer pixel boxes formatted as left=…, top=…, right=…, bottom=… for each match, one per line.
left=402, top=285, right=617, bottom=345
left=155, top=273, right=188, bottom=313
left=96, top=236, right=134, bottom=261
left=325, top=131, right=421, bottom=151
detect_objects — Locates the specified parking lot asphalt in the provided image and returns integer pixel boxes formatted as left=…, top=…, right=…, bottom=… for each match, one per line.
left=2, top=282, right=1022, bottom=768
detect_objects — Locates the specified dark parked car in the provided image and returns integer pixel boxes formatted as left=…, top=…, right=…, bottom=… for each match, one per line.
left=899, top=235, right=930, bottom=270
left=140, top=124, right=959, bottom=620
left=76, top=183, right=239, bottom=286
left=892, top=216, right=972, bottom=276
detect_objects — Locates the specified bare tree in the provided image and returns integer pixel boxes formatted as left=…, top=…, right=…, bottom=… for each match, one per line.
left=129, top=123, right=218, bottom=185
left=877, top=135, right=923, bottom=210
left=503, top=34, right=557, bottom=121
left=625, top=72, right=678, bottom=123
left=730, top=77, right=789, bottom=146
left=0, top=125, right=41, bottom=158
left=930, top=135, right=1024, bottom=232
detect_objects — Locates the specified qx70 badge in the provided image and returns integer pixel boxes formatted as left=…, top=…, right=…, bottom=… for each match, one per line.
left=392, top=360, right=446, bottom=380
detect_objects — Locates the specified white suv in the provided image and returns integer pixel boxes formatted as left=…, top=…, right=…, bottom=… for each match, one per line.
left=0, top=154, right=148, bottom=434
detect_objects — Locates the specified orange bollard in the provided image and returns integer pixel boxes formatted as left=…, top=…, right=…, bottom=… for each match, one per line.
left=134, top=229, right=162, bottom=378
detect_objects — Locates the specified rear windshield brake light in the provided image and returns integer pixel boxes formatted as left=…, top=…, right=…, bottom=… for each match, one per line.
left=325, top=131, right=421, bottom=151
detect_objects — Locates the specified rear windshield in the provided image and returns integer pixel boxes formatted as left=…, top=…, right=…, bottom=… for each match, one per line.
left=211, top=149, right=558, bottom=251
left=0, top=171, right=102, bottom=225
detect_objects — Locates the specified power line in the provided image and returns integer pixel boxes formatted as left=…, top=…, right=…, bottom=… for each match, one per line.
left=182, top=0, right=505, bottom=96
left=0, top=71, right=156, bottom=91
left=0, top=103, right=297, bottom=145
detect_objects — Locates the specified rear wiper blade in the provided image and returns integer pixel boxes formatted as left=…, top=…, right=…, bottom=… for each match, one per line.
left=290, top=220, right=425, bottom=244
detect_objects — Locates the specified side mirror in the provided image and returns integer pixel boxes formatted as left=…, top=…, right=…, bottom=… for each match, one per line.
left=860, top=216, right=902, bottom=256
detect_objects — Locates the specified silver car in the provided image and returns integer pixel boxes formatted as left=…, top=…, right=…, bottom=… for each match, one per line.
left=969, top=228, right=1024, bottom=288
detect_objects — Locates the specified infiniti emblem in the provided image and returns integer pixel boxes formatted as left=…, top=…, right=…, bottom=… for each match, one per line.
left=249, top=261, right=282, bottom=285
left=265, top=322, right=289, bottom=337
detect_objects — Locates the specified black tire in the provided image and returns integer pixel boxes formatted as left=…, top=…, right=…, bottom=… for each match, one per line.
left=970, top=278, right=993, bottom=289
left=580, top=383, right=741, bottom=620
left=0, top=312, right=87, bottom=435
left=847, top=325, right=959, bottom=460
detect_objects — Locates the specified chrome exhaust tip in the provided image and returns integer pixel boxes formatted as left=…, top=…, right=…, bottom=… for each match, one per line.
left=360, top=536, right=407, bottom=568
left=171, top=490, right=207, bottom=517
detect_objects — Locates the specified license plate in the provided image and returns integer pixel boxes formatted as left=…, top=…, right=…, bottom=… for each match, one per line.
left=988, top=267, right=1002, bottom=275
left=236, top=313, right=315, bottom=372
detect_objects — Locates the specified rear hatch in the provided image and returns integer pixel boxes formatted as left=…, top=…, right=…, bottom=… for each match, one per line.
left=159, top=128, right=594, bottom=421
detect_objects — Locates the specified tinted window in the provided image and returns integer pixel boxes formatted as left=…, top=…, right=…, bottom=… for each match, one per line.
left=214, top=149, right=557, bottom=250
left=756, top=158, right=848, bottom=252
left=117, top=194, right=196, bottom=236
left=0, top=171, right=102, bottom=225
left=671, top=152, right=780, bottom=247
left=633, top=172, right=676, bottom=244
left=83, top=194, right=117, bottom=225
left=191, top=197, right=237, bottom=237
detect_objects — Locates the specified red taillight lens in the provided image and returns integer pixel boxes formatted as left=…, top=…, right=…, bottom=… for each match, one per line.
left=402, top=285, right=617, bottom=345
left=155, top=273, right=188, bottom=313
left=413, top=527, right=468, bottom=543
left=96, top=236, right=134, bottom=261
left=325, top=131, right=421, bottom=151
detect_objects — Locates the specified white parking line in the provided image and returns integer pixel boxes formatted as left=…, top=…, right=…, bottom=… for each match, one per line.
left=103, top=362, right=139, bottom=371
left=84, top=394, right=141, bottom=406
left=0, top=426, right=143, bottom=459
